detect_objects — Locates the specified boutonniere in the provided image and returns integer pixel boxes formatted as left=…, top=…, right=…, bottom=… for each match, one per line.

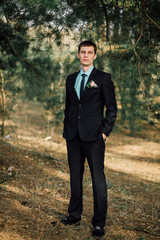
left=86, top=80, right=98, bottom=88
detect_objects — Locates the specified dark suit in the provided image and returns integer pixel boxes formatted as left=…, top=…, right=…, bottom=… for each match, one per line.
left=63, top=67, right=117, bottom=228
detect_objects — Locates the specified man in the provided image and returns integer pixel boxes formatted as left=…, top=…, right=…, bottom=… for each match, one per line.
left=62, top=40, right=117, bottom=237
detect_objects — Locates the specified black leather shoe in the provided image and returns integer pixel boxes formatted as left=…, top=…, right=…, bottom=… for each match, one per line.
left=92, top=226, right=104, bottom=237
left=61, top=217, right=81, bottom=226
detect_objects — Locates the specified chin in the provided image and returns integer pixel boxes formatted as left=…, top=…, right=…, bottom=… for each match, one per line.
left=82, top=62, right=90, bottom=66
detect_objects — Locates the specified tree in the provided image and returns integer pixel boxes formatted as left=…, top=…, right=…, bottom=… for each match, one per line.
left=0, top=72, right=6, bottom=136
left=0, top=0, right=72, bottom=134
left=0, top=0, right=160, bottom=136
left=66, top=0, right=160, bottom=135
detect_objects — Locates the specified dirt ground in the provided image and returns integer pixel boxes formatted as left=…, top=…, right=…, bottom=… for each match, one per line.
left=0, top=100, right=160, bottom=240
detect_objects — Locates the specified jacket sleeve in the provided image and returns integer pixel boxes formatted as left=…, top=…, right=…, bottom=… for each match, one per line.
left=102, top=74, right=117, bottom=137
left=63, top=76, right=70, bottom=125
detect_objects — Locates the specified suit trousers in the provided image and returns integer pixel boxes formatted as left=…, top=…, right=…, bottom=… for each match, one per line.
left=66, top=132, right=107, bottom=228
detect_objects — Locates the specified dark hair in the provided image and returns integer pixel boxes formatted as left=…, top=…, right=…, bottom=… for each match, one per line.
left=78, top=40, right=97, bottom=54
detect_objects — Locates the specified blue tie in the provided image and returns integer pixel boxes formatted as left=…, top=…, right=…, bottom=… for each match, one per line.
left=80, top=74, right=86, bottom=99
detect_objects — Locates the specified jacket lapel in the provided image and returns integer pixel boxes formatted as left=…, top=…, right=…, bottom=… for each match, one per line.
left=70, top=71, right=79, bottom=100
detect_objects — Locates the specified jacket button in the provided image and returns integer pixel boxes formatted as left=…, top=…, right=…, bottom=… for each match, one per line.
left=78, top=116, right=80, bottom=119
left=79, top=104, right=81, bottom=107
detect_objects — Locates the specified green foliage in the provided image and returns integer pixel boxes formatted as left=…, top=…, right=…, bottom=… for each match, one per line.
left=22, top=54, right=60, bottom=100
left=0, top=0, right=72, bottom=128
left=0, top=0, right=160, bottom=134
left=139, top=236, right=147, bottom=240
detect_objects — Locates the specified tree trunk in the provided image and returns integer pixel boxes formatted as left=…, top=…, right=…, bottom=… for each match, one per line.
left=0, top=72, right=6, bottom=137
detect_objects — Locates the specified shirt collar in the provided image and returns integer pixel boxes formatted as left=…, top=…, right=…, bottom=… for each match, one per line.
left=80, top=65, right=94, bottom=77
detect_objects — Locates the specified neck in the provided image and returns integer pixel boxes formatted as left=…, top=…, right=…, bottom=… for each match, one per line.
left=81, top=65, right=92, bottom=72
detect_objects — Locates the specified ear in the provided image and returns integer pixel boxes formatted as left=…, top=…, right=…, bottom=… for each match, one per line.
left=77, top=52, right=80, bottom=59
left=93, top=54, right=97, bottom=60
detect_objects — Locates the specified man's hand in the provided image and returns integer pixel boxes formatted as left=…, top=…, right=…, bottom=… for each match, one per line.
left=102, top=133, right=108, bottom=141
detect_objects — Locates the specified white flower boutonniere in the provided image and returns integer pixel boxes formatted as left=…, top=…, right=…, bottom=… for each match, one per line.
left=86, top=80, right=98, bottom=88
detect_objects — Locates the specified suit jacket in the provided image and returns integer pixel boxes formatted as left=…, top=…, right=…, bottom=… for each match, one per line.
left=63, top=67, right=117, bottom=141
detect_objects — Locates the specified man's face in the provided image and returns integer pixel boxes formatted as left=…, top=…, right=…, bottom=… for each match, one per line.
left=78, top=46, right=97, bottom=68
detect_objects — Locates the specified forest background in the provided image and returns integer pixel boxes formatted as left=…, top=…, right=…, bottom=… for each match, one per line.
left=0, top=0, right=160, bottom=240
left=0, top=0, right=160, bottom=137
